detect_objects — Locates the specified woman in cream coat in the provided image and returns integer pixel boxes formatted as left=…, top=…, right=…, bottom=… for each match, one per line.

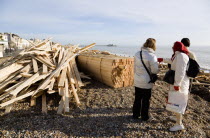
left=159, top=41, right=190, bottom=131
left=133, top=38, right=159, bottom=121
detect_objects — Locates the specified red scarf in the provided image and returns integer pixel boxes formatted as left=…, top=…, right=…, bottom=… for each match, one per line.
left=171, top=41, right=189, bottom=60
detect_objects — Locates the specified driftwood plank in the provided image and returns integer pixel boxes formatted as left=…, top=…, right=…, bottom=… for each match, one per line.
left=58, top=47, right=64, bottom=64
left=0, top=92, right=34, bottom=108
left=5, top=80, right=25, bottom=92
left=42, top=93, right=47, bottom=114
left=10, top=73, right=40, bottom=96
left=64, top=78, right=69, bottom=112
left=32, top=58, right=38, bottom=73
left=58, top=67, right=67, bottom=87
left=20, top=63, right=32, bottom=73
left=5, top=95, right=16, bottom=113
left=21, top=72, right=33, bottom=77
left=30, top=98, right=36, bottom=106
left=48, top=78, right=56, bottom=90
left=71, top=84, right=80, bottom=106
left=69, top=60, right=79, bottom=89
left=47, top=90, right=56, bottom=94
left=0, top=75, right=22, bottom=90
left=43, top=64, right=48, bottom=74
left=57, top=96, right=65, bottom=114
left=34, top=56, right=55, bottom=69
left=27, top=37, right=52, bottom=51
left=0, top=63, right=24, bottom=83
left=71, top=59, right=84, bottom=87
left=58, top=87, right=64, bottom=96
left=67, top=64, right=75, bottom=84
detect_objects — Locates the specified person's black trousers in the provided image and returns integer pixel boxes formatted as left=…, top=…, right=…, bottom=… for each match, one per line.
left=132, top=87, right=152, bottom=120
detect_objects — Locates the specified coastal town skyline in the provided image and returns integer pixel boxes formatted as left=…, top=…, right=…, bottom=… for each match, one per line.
left=1, top=0, right=210, bottom=46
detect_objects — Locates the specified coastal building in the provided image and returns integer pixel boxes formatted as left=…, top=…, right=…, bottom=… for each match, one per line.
left=0, top=33, right=9, bottom=57
left=5, top=33, right=30, bottom=49
left=0, top=33, right=31, bottom=57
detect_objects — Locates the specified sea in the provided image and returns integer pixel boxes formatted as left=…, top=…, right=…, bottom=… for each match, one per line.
left=90, top=45, right=210, bottom=70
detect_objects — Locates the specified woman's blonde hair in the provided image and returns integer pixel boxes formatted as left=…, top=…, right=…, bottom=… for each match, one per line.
left=143, top=38, right=156, bottom=51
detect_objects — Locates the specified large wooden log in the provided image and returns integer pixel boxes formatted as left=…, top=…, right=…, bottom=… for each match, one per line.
left=77, top=54, right=134, bottom=88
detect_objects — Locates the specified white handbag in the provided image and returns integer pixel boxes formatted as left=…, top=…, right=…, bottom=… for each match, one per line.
left=166, top=90, right=188, bottom=114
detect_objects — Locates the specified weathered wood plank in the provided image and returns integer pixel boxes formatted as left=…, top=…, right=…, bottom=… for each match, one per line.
left=43, top=64, right=48, bottom=74
left=58, top=67, right=67, bottom=87
left=0, top=63, right=24, bottom=83
left=71, top=59, right=84, bottom=87
left=5, top=95, right=16, bottom=113
left=48, top=78, right=56, bottom=90
left=42, top=93, right=47, bottom=114
left=0, top=92, right=34, bottom=108
left=64, top=78, right=69, bottom=112
left=10, top=72, right=40, bottom=96
left=32, top=58, right=38, bottom=73
left=57, top=96, right=65, bottom=114
left=71, top=84, right=80, bottom=106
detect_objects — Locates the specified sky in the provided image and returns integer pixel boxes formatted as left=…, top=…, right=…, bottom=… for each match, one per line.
left=1, top=0, right=210, bottom=46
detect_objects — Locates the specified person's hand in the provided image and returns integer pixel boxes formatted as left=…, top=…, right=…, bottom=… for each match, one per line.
left=157, top=58, right=163, bottom=62
left=174, top=86, right=180, bottom=91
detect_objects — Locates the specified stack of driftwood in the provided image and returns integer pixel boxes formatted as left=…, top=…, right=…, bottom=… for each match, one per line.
left=192, top=69, right=210, bottom=86
left=77, top=51, right=134, bottom=88
left=0, top=38, right=95, bottom=114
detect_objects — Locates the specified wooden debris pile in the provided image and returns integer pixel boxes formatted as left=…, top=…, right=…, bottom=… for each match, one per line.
left=0, top=38, right=95, bottom=114
left=77, top=50, right=134, bottom=88
left=192, top=70, right=210, bottom=86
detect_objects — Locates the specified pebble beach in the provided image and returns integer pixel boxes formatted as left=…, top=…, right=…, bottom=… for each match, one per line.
left=0, top=78, right=209, bottom=137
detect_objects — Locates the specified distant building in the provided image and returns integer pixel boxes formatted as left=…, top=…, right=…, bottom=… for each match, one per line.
left=0, top=33, right=9, bottom=57
left=5, top=33, right=30, bottom=49
left=0, top=33, right=9, bottom=49
left=0, top=33, right=31, bottom=57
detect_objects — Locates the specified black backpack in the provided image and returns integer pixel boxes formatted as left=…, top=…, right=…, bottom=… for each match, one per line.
left=186, top=58, right=200, bottom=78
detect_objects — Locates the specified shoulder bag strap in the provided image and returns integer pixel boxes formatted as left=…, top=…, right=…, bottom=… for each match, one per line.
left=140, top=51, right=152, bottom=80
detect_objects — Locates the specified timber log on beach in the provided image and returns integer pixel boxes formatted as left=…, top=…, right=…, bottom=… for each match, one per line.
left=77, top=51, right=134, bottom=88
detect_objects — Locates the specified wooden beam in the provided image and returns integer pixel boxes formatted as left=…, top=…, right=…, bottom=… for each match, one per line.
left=67, top=64, right=75, bottom=84
left=64, top=78, right=69, bottom=112
left=32, top=58, right=38, bottom=73
left=48, top=78, right=56, bottom=90
left=0, top=92, right=34, bottom=108
left=47, top=90, right=56, bottom=94
left=0, top=75, right=22, bottom=90
left=71, top=84, right=80, bottom=106
left=71, top=59, right=84, bottom=87
left=5, top=95, right=16, bottom=114
left=34, top=56, right=55, bottom=69
left=42, top=64, right=48, bottom=74
left=10, top=72, right=40, bottom=96
left=30, top=98, right=36, bottom=106
left=42, top=93, right=47, bottom=114
left=4, top=79, right=25, bottom=92
left=58, top=87, right=64, bottom=96
left=0, top=63, right=24, bottom=83
left=57, top=96, right=65, bottom=114
left=69, top=61, right=79, bottom=89
left=58, top=67, right=67, bottom=87
left=21, top=72, right=33, bottom=77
